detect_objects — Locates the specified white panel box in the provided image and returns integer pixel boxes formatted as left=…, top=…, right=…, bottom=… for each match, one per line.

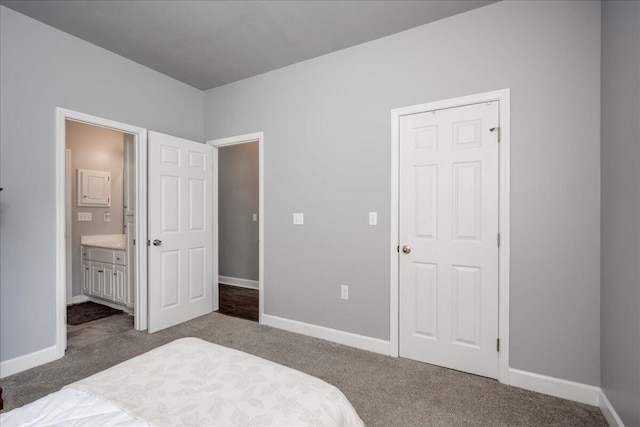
left=77, top=169, right=111, bottom=207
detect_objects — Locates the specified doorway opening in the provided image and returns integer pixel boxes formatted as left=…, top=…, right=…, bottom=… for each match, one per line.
left=390, top=89, right=511, bottom=384
left=65, top=120, right=135, bottom=341
left=208, top=133, right=264, bottom=324
left=56, top=108, right=148, bottom=358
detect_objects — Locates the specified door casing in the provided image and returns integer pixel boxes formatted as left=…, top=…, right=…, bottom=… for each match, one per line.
left=65, top=149, right=73, bottom=304
left=207, top=132, right=265, bottom=323
left=390, top=89, right=511, bottom=384
left=55, top=108, right=148, bottom=358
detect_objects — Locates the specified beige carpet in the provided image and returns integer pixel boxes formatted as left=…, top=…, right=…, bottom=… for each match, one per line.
left=0, top=312, right=607, bottom=426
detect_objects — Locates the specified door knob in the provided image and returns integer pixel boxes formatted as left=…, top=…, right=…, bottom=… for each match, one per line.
left=402, top=245, right=411, bottom=254
left=153, top=239, right=162, bottom=246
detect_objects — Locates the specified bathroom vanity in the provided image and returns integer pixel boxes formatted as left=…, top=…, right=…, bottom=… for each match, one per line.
left=81, top=235, right=132, bottom=310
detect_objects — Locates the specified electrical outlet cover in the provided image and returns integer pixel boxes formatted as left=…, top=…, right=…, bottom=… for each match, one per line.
left=369, top=212, right=378, bottom=225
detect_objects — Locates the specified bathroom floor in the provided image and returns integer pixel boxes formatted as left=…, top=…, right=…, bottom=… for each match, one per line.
left=67, top=302, right=124, bottom=325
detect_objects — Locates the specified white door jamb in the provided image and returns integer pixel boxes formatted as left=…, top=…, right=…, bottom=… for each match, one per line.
left=390, top=89, right=511, bottom=384
left=65, top=149, right=73, bottom=305
left=56, top=108, right=148, bottom=359
left=207, top=132, right=265, bottom=324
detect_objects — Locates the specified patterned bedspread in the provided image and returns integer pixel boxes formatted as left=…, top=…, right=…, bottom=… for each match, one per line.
left=66, top=337, right=364, bottom=426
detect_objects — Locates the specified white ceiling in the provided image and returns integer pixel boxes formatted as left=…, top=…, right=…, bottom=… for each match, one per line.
left=1, top=0, right=496, bottom=90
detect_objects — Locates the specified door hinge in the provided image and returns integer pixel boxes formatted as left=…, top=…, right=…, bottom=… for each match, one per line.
left=497, top=338, right=500, bottom=352
left=497, top=233, right=501, bottom=248
left=133, top=239, right=136, bottom=246
left=490, top=126, right=501, bottom=142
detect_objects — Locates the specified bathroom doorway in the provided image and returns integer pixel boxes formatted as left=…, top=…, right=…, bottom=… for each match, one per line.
left=65, top=120, right=136, bottom=340
left=56, top=108, right=148, bottom=356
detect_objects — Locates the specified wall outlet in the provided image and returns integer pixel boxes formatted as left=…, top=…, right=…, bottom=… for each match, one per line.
left=293, top=213, right=304, bottom=225
left=341, top=285, right=349, bottom=300
left=252, top=213, right=257, bottom=222
left=78, top=212, right=92, bottom=221
left=369, top=212, right=378, bottom=226
left=103, top=211, right=110, bottom=222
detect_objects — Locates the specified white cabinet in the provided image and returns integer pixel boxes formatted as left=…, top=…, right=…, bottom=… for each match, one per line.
left=114, top=265, right=127, bottom=305
left=78, top=169, right=111, bottom=207
left=102, top=263, right=114, bottom=300
left=81, top=245, right=128, bottom=307
left=82, top=260, right=91, bottom=294
left=91, top=262, right=102, bottom=297
left=124, top=218, right=135, bottom=308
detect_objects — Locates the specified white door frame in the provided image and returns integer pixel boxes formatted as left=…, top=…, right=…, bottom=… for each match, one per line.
left=390, top=89, right=511, bottom=384
left=55, top=107, right=148, bottom=357
left=207, top=132, right=264, bottom=323
left=65, top=149, right=73, bottom=304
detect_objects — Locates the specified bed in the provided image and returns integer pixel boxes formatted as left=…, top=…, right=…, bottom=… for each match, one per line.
left=0, top=337, right=364, bottom=426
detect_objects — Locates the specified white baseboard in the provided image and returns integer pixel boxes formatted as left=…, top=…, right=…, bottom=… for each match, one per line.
left=262, top=314, right=391, bottom=355
left=68, top=295, right=89, bottom=305
left=509, top=368, right=600, bottom=406
left=0, top=345, right=60, bottom=379
left=599, top=390, right=625, bottom=427
left=219, top=275, right=259, bottom=290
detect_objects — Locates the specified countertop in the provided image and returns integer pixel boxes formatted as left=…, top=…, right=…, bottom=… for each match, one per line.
left=80, top=234, right=126, bottom=250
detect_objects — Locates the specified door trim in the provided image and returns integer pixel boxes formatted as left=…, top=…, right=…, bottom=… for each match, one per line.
left=55, top=108, right=148, bottom=358
left=65, top=149, right=73, bottom=304
left=207, top=132, right=264, bottom=323
left=390, top=89, right=511, bottom=384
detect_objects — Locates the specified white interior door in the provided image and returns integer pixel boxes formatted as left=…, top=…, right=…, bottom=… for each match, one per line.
left=148, top=131, right=214, bottom=333
left=399, top=101, right=500, bottom=378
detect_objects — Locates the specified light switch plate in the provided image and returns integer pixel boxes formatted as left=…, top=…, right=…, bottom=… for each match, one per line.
left=293, top=213, right=304, bottom=225
left=78, top=212, right=92, bottom=221
left=252, top=213, right=257, bottom=222
left=369, top=212, right=378, bottom=226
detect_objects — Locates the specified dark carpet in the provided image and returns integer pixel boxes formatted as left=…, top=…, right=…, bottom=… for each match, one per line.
left=66, top=301, right=124, bottom=325
left=0, top=313, right=607, bottom=426
left=218, top=283, right=259, bottom=322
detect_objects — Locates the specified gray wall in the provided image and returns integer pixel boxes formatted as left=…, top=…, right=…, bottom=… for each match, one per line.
left=66, top=121, right=125, bottom=297
left=204, top=0, right=602, bottom=385
left=0, top=1, right=608, bottom=390
left=0, top=6, right=203, bottom=362
left=600, top=0, right=640, bottom=425
left=218, top=143, right=260, bottom=282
